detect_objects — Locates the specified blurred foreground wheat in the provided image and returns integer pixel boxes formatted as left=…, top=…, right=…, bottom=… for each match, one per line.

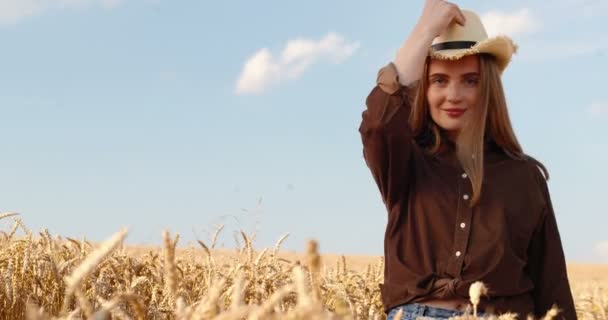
left=0, top=212, right=604, bottom=319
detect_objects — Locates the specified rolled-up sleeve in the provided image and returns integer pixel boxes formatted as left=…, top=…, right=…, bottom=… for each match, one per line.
left=358, top=62, right=417, bottom=214
left=526, top=176, right=577, bottom=319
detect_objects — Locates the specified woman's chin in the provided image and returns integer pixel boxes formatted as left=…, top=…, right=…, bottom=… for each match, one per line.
left=436, top=121, right=464, bottom=132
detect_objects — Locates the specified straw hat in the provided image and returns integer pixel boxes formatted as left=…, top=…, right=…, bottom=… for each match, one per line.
left=428, top=9, right=518, bottom=72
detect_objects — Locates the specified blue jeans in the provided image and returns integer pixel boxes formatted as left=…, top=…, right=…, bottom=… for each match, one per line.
left=387, top=302, right=487, bottom=320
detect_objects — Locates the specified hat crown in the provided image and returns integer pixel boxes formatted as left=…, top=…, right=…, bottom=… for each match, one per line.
left=432, top=10, right=488, bottom=45
left=427, top=9, right=517, bottom=73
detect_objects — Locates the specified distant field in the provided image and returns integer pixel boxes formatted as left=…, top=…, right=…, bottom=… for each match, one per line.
left=128, top=244, right=608, bottom=285
left=126, top=244, right=608, bottom=304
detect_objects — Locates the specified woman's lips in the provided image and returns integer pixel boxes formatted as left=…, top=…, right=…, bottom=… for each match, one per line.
left=444, top=108, right=466, bottom=118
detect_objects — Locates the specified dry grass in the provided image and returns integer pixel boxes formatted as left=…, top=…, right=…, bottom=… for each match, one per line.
left=0, top=213, right=605, bottom=319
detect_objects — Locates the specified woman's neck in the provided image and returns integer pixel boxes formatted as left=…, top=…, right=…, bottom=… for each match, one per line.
left=445, top=129, right=459, bottom=144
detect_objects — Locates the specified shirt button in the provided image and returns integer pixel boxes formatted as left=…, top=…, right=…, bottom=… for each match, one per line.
left=463, top=194, right=469, bottom=200
left=455, top=251, right=461, bottom=257
left=460, top=222, right=466, bottom=229
left=461, top=173, right=468, bottom=179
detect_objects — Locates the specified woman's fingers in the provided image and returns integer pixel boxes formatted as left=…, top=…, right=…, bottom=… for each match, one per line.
left=449, top=3, right=466, bottom=26
left=417, top=0, right=466, bottom=38
left=456, top=6, right=467, bottom=26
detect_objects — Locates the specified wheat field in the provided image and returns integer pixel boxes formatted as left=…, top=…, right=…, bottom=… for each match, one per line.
left=0, top=212, right=606, bottom=319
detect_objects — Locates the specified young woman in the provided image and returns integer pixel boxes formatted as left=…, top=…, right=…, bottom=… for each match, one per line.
left=358, top=1, right=577, bottom=319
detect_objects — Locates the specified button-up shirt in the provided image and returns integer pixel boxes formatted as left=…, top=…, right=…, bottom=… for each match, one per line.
left=358, top=62, right=576, bottom=319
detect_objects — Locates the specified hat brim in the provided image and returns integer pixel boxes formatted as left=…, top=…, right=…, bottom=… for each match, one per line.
left=429, top=36, right=518, bottom=72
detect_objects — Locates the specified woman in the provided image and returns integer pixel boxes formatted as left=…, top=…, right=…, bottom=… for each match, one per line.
left=358, top=1, right=577, bottom=319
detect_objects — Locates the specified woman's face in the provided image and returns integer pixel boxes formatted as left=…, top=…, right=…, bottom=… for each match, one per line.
left=426, top=54, right=480, bottom=141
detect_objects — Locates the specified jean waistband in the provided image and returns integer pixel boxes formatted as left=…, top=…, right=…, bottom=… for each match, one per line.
left=388, top=302, right=486, bottom=319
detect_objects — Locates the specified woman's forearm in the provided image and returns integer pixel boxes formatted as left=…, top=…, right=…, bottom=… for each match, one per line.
left=393, top=25, right=436, bottom=87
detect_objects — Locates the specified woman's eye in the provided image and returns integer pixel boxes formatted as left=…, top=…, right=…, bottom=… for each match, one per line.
left=432, top=78, right=446, bottom=84
left=465, top=78, right=479, bottom=85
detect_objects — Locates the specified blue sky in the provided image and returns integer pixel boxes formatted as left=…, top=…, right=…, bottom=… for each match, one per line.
left=0, top=0, right=607, bottom=262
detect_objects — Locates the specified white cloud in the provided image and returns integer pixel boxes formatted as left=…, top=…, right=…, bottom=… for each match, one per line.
left=587, top=102, right=608, bottom=116
left=235, top=49, right=281, bottom=96
left=235, top=32, right=360, bottom=95
left=0, top=0, right=124, bottom=25
left=0, top=1, right=43, bottom=25
left=481, top=8, right=540, bottom=38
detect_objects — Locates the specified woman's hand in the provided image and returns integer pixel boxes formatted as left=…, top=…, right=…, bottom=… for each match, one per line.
left=415, top=0, right=466, bottom=39
left=391, top=0, right=467, bottom=86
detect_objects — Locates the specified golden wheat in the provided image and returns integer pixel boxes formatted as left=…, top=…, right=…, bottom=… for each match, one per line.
left=0, top=220, right=603, bottom=319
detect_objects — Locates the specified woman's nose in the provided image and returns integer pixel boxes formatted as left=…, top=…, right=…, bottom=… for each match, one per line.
left=446, top=83, right=464, bottom=104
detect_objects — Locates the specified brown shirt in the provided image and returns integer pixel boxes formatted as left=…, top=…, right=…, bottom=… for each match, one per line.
left=358, top=62, right=577, bottom=319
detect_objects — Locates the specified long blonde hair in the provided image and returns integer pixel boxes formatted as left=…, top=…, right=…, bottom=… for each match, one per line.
left=409, top=53, right=548, bottom=207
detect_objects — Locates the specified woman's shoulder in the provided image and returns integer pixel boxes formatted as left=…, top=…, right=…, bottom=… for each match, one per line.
left=518, top=154, right=551, bottom=205
left=521, top=154, right=549, bottom=183
left=488, top=151, right=549, bottom=195
left=490, top=145, right=547, bottom=179
left=486, top=154, right=550, bottom=212
left=501, top=153, right=547, bottom=183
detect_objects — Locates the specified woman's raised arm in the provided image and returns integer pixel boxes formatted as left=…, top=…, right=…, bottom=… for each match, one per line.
left=358, top=63, right=415, bottom=213
left=358, top=0, right=466, bottom=213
